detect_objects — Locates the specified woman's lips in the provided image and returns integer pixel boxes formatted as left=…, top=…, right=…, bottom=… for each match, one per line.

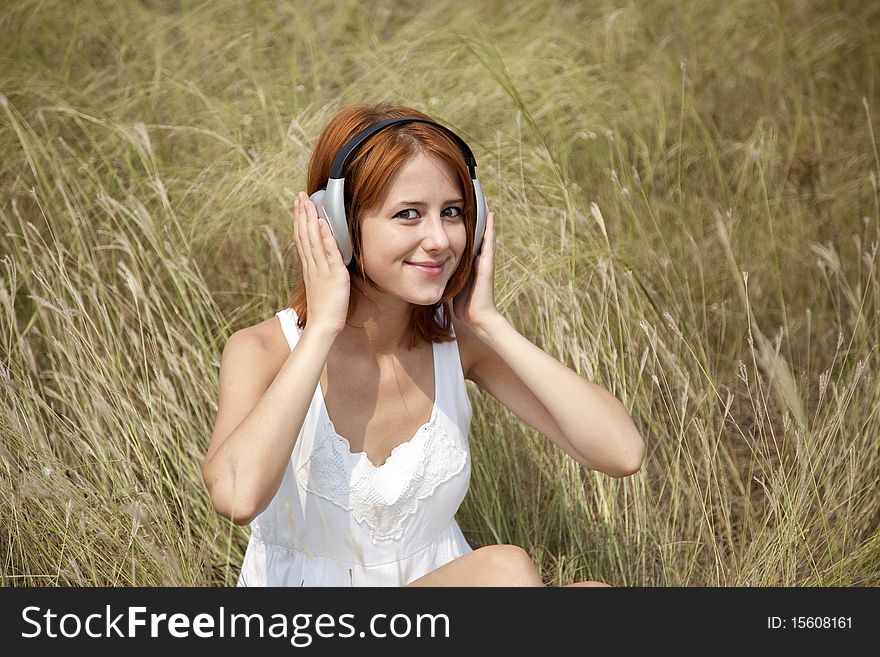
left=406, top=261, right=445, bottom=276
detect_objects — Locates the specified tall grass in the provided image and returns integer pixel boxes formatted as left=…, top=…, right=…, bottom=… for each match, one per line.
left=1, top=0, right=878, bottom=586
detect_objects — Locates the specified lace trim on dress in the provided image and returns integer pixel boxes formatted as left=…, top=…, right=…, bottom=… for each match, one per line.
left=295, top=417, right=468, bottom=544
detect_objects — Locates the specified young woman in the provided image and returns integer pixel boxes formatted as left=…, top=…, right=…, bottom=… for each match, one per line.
left=201, top=103, right=644, bottom=586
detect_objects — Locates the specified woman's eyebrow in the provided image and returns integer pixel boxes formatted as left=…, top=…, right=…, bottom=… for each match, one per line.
left=394, top=199, right=464, bottom=206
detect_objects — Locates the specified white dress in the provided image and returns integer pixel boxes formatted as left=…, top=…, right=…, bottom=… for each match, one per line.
left=237, top=306, right=474, bottom=586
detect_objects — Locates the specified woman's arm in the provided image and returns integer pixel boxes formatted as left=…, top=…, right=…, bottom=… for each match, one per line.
left=202, top=323, right=338, bottom=524
left=203, top=193, right=351, bottom=525
left=460, top=313, right=644, bottom=477
left=453, top=211, right=643, bottom=477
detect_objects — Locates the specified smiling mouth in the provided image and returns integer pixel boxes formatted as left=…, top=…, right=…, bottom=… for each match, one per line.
left=405, top=261, right=446, bottom=276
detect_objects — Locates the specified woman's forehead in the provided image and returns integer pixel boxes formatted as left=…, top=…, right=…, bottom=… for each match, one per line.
left=381, top=153, right=461, bottom=201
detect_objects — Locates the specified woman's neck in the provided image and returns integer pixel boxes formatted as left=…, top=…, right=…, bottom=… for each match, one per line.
left=342, top=286, right=415, bottom=355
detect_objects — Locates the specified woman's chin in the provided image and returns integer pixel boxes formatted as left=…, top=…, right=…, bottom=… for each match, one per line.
left=410, top=296, right=444, bottom=307
left=404, top=289, right=445, bottom=307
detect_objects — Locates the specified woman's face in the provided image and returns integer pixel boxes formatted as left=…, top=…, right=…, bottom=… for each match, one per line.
left=355, top=152, right=468, bottom=307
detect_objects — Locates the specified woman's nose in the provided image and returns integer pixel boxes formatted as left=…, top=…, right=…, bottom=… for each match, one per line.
left=420, top=214, right=452, bottom=251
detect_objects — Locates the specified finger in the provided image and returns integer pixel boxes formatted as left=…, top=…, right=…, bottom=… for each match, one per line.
left=475, top=212, right=495, bottom=273
left=295, top=194, right=317, bottom=276
left=318, top=217, right=344, bottom=266
left=295, top=195, right=315, bottom=276
left=304, top=196, right=329, bottom=274
left=292, top=198, right=305, bottom=266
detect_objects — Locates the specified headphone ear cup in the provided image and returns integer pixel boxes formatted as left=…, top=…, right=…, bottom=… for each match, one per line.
left=309, top=186, right=353, bottom=266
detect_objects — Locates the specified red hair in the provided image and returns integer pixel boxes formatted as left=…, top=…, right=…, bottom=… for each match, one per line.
left=284, top=103, right=477, bottom=348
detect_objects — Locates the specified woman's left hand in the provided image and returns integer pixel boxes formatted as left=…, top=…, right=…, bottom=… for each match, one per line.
left=453, top=211, right=500, bottom=330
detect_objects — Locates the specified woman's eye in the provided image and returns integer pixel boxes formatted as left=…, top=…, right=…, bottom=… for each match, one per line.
left=395, top=209, right=419, bottom=221
left=393, top=206, right=462, bottom=221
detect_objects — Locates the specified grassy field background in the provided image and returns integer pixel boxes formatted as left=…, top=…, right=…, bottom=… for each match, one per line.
left=1, top=0, right=879, bottom=586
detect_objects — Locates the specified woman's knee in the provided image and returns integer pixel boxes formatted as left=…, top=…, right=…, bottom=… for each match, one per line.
left=563, top=580, right=613, bottom=587
left=476, top=544, right=544, bottom=586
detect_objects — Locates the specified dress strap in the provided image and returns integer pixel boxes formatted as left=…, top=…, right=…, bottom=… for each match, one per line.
left=431, top=306, right=472, bottom=425
left=275, top=307, right=303, bottom=351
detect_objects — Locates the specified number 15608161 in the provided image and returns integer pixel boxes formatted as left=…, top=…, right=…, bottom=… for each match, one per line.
left=767, top=616, right=852, bottom=629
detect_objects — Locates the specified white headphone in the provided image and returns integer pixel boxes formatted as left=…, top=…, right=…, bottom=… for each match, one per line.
left=309, top=117, right=487, bottom=266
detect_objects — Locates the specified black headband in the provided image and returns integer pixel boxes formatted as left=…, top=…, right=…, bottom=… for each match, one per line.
left=328, top=117, right=478, bottom=180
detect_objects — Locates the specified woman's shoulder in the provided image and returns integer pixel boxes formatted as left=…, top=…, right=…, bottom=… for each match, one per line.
left=238, top=313, right=291, bottom=358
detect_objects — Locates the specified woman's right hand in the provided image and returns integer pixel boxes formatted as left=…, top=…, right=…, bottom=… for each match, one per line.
left=293, top=191, right=350, bottom=336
